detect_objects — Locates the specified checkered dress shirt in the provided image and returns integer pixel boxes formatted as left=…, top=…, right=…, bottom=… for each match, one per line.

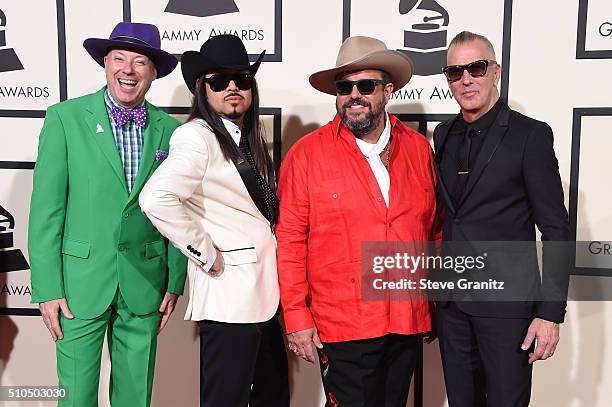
left=104, top=89, right=145, bottom=192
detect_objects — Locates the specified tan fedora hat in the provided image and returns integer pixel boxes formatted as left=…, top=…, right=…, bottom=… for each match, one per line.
left=309, top=36, right=414, bottom=95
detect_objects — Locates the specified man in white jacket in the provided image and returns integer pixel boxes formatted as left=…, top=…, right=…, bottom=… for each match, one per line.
left=139, top=34, right=289, bottom=407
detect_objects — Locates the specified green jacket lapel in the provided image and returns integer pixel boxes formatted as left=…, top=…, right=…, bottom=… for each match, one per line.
left=86, top=87, right=129, bottom=192
left=127, top=101, right=164, bottom=206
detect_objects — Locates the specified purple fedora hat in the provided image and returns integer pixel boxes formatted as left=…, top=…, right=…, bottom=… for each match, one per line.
left=83, top=22, right=178, bottom=78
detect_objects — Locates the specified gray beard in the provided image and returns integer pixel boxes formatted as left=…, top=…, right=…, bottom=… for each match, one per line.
left=341, top=107, right=383, bottom=138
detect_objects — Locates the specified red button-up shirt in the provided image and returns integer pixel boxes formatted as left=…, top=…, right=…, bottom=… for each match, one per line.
left=276, top=113, right=442, bottom=342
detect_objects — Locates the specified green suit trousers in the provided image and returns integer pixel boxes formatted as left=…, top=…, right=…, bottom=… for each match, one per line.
left=56, top=289, right=160, bottom=407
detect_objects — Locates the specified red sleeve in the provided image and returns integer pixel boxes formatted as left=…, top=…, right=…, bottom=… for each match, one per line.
left=428, top=147, right=444, bottom=251
left=276, top=145, right=315, bottom=334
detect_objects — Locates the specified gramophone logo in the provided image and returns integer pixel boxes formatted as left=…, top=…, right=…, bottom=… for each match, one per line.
left=0, top=8, right=24, bottom=73
left=164, top=0, right=239, bottom=17
left=0, top=204, right=29, bottom=273
left=397, top=0, right=449, bottom=76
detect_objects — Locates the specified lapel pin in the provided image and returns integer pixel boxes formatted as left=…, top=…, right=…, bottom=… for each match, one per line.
left=96, top=123, right=104, bottom=133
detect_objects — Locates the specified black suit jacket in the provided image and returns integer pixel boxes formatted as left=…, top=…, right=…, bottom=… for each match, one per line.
left=433, top=101, right=570, bottom=323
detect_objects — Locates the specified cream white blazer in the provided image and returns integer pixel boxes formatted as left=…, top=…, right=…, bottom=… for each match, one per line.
left=139, top=119, right=279, bottom=323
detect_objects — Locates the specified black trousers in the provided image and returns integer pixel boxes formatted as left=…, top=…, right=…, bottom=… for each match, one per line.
left=436, top=302, right=534, bottom=407
left=199, top=314, right=289, bottom=407
left=318, top=333, right=421, bottom=407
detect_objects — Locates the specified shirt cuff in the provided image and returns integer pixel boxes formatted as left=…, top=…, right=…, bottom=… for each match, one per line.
left=201, top=248, right=217, bottom=273
left=283, top=308, right=316, bottom=334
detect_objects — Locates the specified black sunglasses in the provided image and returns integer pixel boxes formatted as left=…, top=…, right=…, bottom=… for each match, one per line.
left=334, top=79, right=386, bottom=95
left=203, top=73, right=253, bottom=92
left=442, top=59, right=497, bottom=82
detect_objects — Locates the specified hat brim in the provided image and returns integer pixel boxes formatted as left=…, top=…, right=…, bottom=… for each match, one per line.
left=181, top=49, right=265, bottom=94
left=83, top=38, right=179, bottom=78
left=309, top=50, right=414, bottom=96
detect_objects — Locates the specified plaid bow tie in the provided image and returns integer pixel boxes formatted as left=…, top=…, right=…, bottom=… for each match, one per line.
left=111, top=105, right=147, bottom=127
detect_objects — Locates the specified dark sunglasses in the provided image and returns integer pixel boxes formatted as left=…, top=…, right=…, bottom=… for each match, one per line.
left=203, top=73, right=253, bottom=92
left=334, top=79, right=386, bottom=95
left=442, top=59, right=497, bottom=82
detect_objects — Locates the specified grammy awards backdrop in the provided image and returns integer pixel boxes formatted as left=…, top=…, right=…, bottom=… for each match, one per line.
left=1, top=1, right=612, bottom=406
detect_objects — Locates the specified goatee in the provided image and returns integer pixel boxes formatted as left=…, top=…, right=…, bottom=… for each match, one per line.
left=225, top=109, right=242, bottom=120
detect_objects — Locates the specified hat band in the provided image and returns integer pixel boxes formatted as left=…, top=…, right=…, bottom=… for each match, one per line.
left=110, top=35, right=152, bottom=47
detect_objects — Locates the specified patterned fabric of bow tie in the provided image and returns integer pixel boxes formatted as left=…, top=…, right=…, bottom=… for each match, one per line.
left=111, top=105, right=147, bottom=127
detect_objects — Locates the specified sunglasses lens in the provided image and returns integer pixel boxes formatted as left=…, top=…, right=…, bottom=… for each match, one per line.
left=356, top=80, right=377, bottom=95
left=467, top=60, right=488, bottom=77
left=233, top=74, right=253, bottom=90
left=334, top=80, right=354, bottom=95
left=207, top=75, right=230, bottom=92
left=443, top=66, right=464, bottom=82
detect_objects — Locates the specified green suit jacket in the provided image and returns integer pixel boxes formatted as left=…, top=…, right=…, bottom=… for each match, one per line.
left=29, top=87, right=187, bottom=319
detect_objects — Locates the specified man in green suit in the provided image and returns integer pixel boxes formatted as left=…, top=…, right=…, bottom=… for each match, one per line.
left=28, top=22, right=187, bottom=407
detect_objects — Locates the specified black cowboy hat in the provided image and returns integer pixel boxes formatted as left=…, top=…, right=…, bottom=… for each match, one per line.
left=181, top=34, right=265, bottom=93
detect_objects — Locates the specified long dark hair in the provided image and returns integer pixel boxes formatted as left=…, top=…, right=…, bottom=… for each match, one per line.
left=187, top=76, right=274, bottom=181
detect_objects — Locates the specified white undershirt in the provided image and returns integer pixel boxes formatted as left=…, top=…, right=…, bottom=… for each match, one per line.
left=355, top=113, right=391, bottom=207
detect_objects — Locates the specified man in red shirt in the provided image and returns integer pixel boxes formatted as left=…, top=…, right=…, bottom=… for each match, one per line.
left=276, top=36, right=441, bottom=406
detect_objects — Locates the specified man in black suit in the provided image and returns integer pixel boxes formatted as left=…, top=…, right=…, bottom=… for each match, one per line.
left=433, top=31, right=570, bottom=406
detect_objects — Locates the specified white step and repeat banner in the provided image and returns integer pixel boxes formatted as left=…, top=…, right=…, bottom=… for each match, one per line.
left=1, top=0, right=612, bottom=406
